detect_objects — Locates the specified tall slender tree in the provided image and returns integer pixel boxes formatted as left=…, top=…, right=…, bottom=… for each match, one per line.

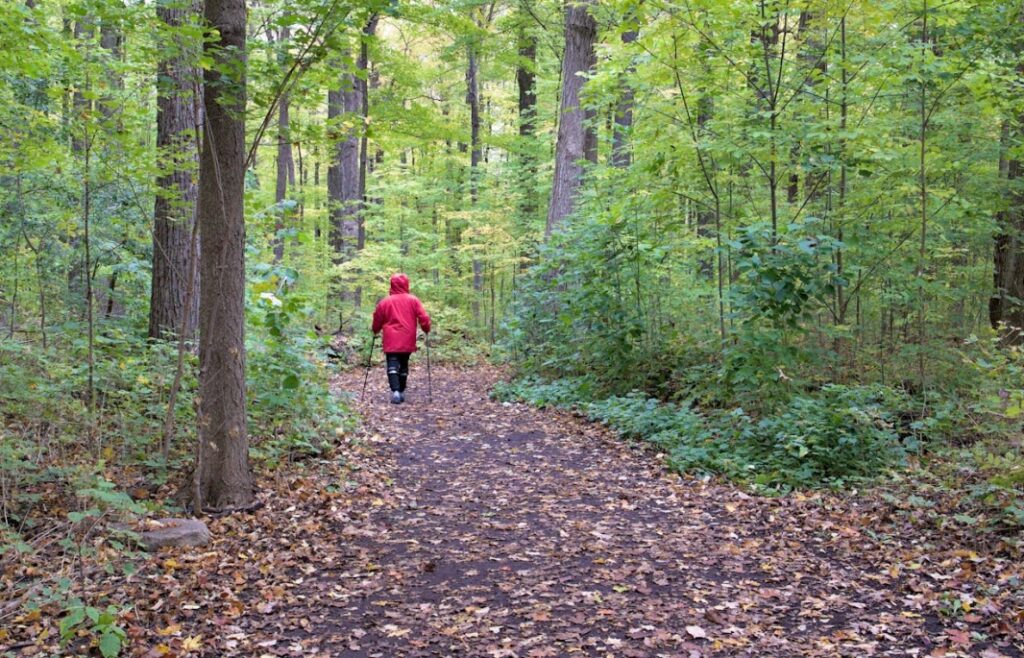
left=516, top=0, right=537, bottom=227
left=196, top=0, right=254, bottom=510
left=273, top=25, right=294, bottom=263
left=328, top=15, right=377, bottom=313
left=464, top=3, right=495, bottom=325
left=611, top=25, right=637, bottom=168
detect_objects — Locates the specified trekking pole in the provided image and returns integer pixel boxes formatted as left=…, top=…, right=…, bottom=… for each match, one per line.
left=360, top=333, right=377, bottom=402
left=425, top=331, right=433, bottom=403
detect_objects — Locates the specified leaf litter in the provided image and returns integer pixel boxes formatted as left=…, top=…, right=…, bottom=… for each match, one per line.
left=3, top=366, right=1022, bottom=657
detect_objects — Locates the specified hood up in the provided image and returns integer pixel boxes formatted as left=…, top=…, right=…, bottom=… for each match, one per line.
left=389, top=273, right=410, bottom=295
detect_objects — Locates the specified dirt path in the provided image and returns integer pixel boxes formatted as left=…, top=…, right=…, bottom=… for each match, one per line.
left=270, top=365, right=1020, bottom=658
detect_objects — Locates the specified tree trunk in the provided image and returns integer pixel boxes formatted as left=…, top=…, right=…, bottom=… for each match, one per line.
left=611, top=27, right=637, bottom=168
left=327, top=64, right=360, bottom=261
left=99, top=9, right=123, bottom=122
left=71, top=17, right=92, bottom=155
left=516, top=6, right=537, bottom=226
left=696, top=95, right=714, bottom=279
left=149, top=0, right=201, bottom=341
left=328, top=15, right=377, bottom=307
left=467, top=48, right=482, bottom=203
left=750, top=1, right=782, bottom=243
left=196, top=0, right=254, bottom=511
left=358, top=17, right=378, bottom=254
left=546, top=0, right=597, bottom=237
left=992, top=120, right=1024, bottom=343
left=467, top=46, right=483, bottom=321
left=273, top=26, right=293, bottom=262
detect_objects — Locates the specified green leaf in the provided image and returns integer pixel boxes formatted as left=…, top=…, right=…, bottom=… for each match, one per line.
left=59, top=607, right=86, bottom=638
left=953, top=513, right=977, bottom=525
left=98, top=632, right=121, bottom=658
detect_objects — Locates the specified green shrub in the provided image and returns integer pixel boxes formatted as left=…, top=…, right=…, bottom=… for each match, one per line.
left=496, top=378, right=909, bottom=490
left=246, top=274, right=352, bottom=465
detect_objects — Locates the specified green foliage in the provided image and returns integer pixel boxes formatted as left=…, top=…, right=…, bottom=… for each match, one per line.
left=730, top=221, right=841, bottom=328
left=494, top=378, right=910, bottom=490
left=247, top=269, right=351, bottom=464
left=59, top=601, right=127, bottom=658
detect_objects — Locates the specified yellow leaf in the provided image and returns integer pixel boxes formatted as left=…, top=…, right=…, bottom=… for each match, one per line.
left=156, top=624, right=181, bottom=636
left=18, top=609, right=41, bottom=623
left=181, top=635, right=203, bottom=651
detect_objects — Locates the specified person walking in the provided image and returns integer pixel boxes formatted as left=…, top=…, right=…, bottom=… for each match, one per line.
left=371, top=273, right=431, bottom=404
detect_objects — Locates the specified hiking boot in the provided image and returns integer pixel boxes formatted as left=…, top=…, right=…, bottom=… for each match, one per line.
left=390, top=391, right=403, bottom=404
left=398, top=391, right=406, bottom=403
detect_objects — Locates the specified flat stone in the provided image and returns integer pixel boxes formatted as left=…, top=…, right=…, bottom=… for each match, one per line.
left=139, top=518, right=211, bottom=551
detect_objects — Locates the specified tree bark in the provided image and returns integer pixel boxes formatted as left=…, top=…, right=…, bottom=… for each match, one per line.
left=991, top=119, right=1024, bottom=343
left=546, top=0, right=597, bottom=237
left=71, top=17, right=92, bottom=155
left=467, top=45, right=483, bottom=321
left=516, top=5, right=537, bottom=226
left=99, top=8, right=123, bottom=122
left=611, top=27, right=638, bottom=168
left=358, top=18, right=378, bottom=254
left=327, top=65, right=360, bottom=258
left=328, top=15, right=377, bottom=297
left=196, top=0, right=254, bottom=510
left=467, top=48, right=482, bottom=203
left=149, top=0, right=201, bottom=341
left=273, top=26, right=293, bottom=262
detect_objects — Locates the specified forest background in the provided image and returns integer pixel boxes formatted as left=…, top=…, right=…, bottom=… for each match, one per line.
left=2, top=0, right=1024, bottom=652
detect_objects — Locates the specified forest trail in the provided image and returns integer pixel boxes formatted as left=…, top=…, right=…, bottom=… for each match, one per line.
left=271, top=365, right=996, bottom=658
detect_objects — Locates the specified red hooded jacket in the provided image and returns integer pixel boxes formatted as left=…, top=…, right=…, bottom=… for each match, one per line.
left=372, top=274, right=431, bottom=353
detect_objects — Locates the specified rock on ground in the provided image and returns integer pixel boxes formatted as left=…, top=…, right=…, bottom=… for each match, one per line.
left=139, top=518, right=210, bottom=551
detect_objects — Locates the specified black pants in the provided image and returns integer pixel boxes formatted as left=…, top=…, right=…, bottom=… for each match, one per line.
left=386, top=352, right=410, bottom=392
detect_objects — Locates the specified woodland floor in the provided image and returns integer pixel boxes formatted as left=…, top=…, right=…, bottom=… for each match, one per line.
left=5, top=366, right=1024, bottom=657
left=237, top=366, right=1023, bottom=658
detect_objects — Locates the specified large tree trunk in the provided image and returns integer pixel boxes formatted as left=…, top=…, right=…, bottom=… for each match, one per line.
left=196, top=0, right=254, bottom=510
left=149, top=0, right=201, bottom=341
left=546, top=0, right=597, bottom=237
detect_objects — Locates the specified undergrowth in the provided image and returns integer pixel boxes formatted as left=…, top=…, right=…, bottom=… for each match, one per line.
left=0, top=281, right=352, bottom=654
left=492, top=376, right=1024, bottom=539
